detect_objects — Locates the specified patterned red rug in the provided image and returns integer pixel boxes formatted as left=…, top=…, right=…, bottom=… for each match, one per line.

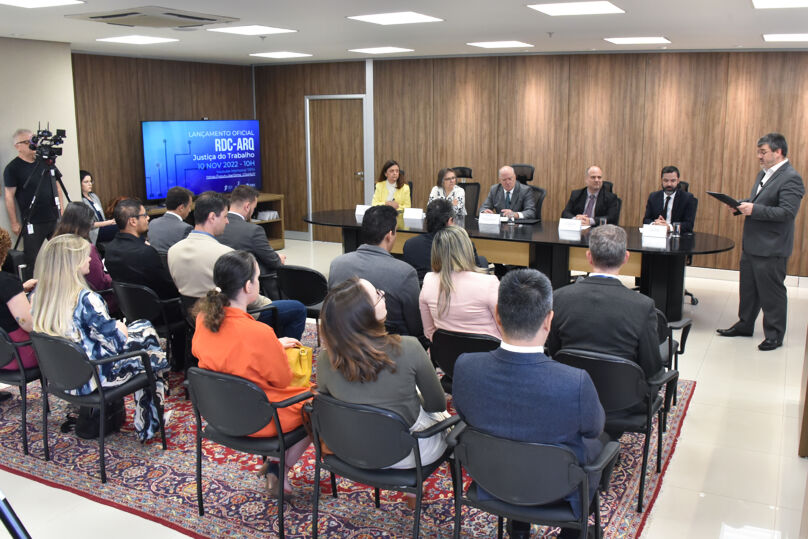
left=0, top=326, right=694, bottom=538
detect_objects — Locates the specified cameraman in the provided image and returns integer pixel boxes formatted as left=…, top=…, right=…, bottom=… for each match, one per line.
left=4, top=128, right=65, bottom=278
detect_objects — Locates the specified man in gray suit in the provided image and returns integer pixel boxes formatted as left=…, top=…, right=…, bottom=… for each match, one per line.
left=717, top=133, right=805, bottom=351
left=218, top=184, right=284, bottom=274
left=148, top=186, right=193, bottom=254
left=328, top=205, right=425, bottom=344
left=479, top=165, right=537, bottom=219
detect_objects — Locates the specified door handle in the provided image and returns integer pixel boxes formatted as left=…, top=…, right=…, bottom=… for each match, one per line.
left=354, top=171, right=364, bottom=180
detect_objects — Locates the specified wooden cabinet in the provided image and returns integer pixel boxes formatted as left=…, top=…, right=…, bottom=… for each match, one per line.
left=146, top=192, right=285, bottom=250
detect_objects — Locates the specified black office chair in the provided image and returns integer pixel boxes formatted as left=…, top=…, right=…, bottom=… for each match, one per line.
left=656, top=309, right=692, bottom=407
left=308, top=393, right=460, bottom=538
left=452, top=166, right=472, bottom=180
left=275, top=265, right=328, bottom=345
left=553, top=348, right=677, bottom=512
left=602, top=180, right=614, bottom=193
left=451, top=425, right=620, bottom=539
left=676, top=181, right=699, bottom=305
left=613, top=197, right=622, bottom=226
left=112, top=282, right=186, bottom=368
left=430, top=329, right=500, bottom=393
left=407, top=180, right=415, bottom=208
left=258, top=272, right=281, bottom=300
left=528, top=185, right=547, bottom=221
left=30, top=332, right=167, bottom=483
left=510, top=164, right=535, bottom=184
left=0, top=328, right=41, bottom=455
left=1, top=250, right=27, bottom=282
left=185, top=367, right=312, bottom=539
left=459, top=182, right=481, bottom=216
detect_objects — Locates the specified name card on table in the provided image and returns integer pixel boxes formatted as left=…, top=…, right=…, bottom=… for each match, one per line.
left=640, top=224, right=668, bottom=238
left=479, top=212, right=501, bottom=226
left=641, top=233, right=668, bottom=249
left=558, top=218, right=582, bottom=231
left=558, top=229, right=582, bottom=242
left=355, top=204, right=370, bottom=223
left=403, top=207, right=424, bottom=220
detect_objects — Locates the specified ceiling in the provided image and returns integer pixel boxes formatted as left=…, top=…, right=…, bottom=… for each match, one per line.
left=2, top=0, right=808, bottom=65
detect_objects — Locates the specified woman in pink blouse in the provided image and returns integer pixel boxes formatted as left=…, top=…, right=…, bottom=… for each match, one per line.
left=419, top=226, right=501, bottom=341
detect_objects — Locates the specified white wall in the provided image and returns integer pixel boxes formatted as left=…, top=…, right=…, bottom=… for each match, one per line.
left=0, top=37, right=80, bottom=240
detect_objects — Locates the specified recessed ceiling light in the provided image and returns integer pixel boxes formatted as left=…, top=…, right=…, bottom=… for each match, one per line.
left=605, top=36, right=671, bottom=44
left=347, top=11, right=442, bottom=25
left=348, top=47, right=414, bottom=54
left=753, top=0, right=808, bottom=8
left=208, top=25, right=296, bottom=36
left=467, top=41, right=534, bottom=48
left=250, top=51, right=312, bottom=58
left=97, top=35, right=179, bottom=45
left=527, top=1, right=624, bottom=16
left=0, top=0, right=82, bottom=6
left=763, top=33, right=808, bottom=41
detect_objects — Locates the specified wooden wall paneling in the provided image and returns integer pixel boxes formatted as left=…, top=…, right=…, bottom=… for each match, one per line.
left=305, top=61, right=365, bottom=95
left=188, top=63, right=253, bottom=119
left=431, top=57, right=499, bottom=203
left=255, top=65, right=308, bottom=232
left=565, top=54, right=648, bottom=229
left=373, top=59, right=435, bottom=209
left=72, top=54, right=144, bottom=204
left=640, top=53, right=730, bottom=269
left=720, top=52, right=808, bottom=275
left=496, top=55, right=570, bottom=221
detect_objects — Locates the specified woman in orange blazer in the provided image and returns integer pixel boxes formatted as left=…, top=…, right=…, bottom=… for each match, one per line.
left=192, top=250, right=311, bottom=497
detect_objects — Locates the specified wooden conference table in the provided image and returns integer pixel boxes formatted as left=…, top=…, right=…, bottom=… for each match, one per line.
left=305, top=209, right=735, bottom=321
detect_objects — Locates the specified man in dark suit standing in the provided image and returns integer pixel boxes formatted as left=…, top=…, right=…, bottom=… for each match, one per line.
left=642, top=165, right=698, bottom=233
left=453, top=269, right=605, bottom=539
left=717, top=133, right=804, bottom=351
left=546, top=225, right=662, bottom=379
left=561, top=165, right=620, bottom=225
left=479, top=165, right=537, bottom=219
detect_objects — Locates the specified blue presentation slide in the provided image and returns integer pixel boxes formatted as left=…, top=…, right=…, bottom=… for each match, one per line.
left=142, top=119, right=261, bottom=200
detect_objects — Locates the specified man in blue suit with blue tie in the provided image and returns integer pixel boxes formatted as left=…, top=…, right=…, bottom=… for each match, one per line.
left=453, top=269, right=606, bottom=538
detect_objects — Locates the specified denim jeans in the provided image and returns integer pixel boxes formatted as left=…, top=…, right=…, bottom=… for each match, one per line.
left=256, top=299, right=307, bottom=340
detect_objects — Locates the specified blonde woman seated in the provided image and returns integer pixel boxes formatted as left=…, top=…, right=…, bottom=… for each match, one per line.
left=31, top=234, right=169, bottom=441
left=371, top=160, right=411, bottom=210
left=419, top=226, right=501, bottom=341
left=427, top=168, right=465, bottom=217
left=191, top=250, right=311, bottom=497
left=318, top=277, right=450, bottom=473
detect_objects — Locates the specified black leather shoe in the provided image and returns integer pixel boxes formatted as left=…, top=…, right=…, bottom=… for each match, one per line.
left=758, top=338, right=782, bottom=351
left=0, top=391, right=12, bottom=403
left=716, top=325, right=753, bottom=337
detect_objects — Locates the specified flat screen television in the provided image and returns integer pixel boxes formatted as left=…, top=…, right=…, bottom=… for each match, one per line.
left=141, top=119, right=261, bottom=201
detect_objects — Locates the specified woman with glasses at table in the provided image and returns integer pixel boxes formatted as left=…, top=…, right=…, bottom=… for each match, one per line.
left=371, top=160, right=411, bottom=210
left=427, top=168, right=466, bottom=218
left=318, top=277, right=450, bottom=477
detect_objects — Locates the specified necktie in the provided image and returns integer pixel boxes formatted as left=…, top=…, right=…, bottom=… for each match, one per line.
left=663, top=195, right=671, bottom=220
left=583, top=194, right=595, bottom=218
left=505, top=191, right=511, bottom=209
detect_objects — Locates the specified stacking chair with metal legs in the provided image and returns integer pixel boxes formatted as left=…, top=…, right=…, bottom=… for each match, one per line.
left=0, top=329, right=41, bottom=455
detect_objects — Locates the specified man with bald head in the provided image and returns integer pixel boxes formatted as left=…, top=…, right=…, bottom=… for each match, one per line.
left=561, top=165, right=620, bottom=225
left=479, top=165, right=536, bottom=220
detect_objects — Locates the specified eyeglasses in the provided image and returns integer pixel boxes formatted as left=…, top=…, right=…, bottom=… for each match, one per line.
left=443, top=176, right=457, bottom=182
left=374, top=288, right=385, bottom=306
left=134, top=213, right=148, bottom=219
left=14, top=140, right=30, bottom=146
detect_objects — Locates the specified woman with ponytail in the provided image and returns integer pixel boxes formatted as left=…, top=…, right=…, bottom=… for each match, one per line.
left=191, top=250, right=311, bottom=497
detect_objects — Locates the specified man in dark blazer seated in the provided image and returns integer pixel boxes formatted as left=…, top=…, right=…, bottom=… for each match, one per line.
left=546, top=225, right=662, bottom=380
left=218, top=185, right=284, bottom=298
left=642, top=165, right=697, bottom=233
left=328, top=205, right=425, bottom=345
left=147, top=186, right=193, bottom=255
left=453, top=269, right=606, bottom=539
left=717, top=132, right=805, bottom=351
left=104, top=198, right=186, bottom=368
left=561, top=165, right=621, bottom=225
left=479, top=165, right=536, bottom=219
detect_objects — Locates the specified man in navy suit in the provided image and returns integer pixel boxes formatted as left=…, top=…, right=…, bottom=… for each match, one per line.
left=561, top=165, right=621, bottom=225
left=479, top=165, right=537, bottom=219
left=717, top=133, right=804, bottom=351
left=453, top=269, right=605, bottom=539
left=642, top=165, right=697, bottom=233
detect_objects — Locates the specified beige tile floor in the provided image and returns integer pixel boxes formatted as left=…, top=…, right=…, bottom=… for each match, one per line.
left=0, top=239, right=805, bottom=538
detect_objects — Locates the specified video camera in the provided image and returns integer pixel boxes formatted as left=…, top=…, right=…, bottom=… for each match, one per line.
left=29, top=126, right=66, bottom=162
